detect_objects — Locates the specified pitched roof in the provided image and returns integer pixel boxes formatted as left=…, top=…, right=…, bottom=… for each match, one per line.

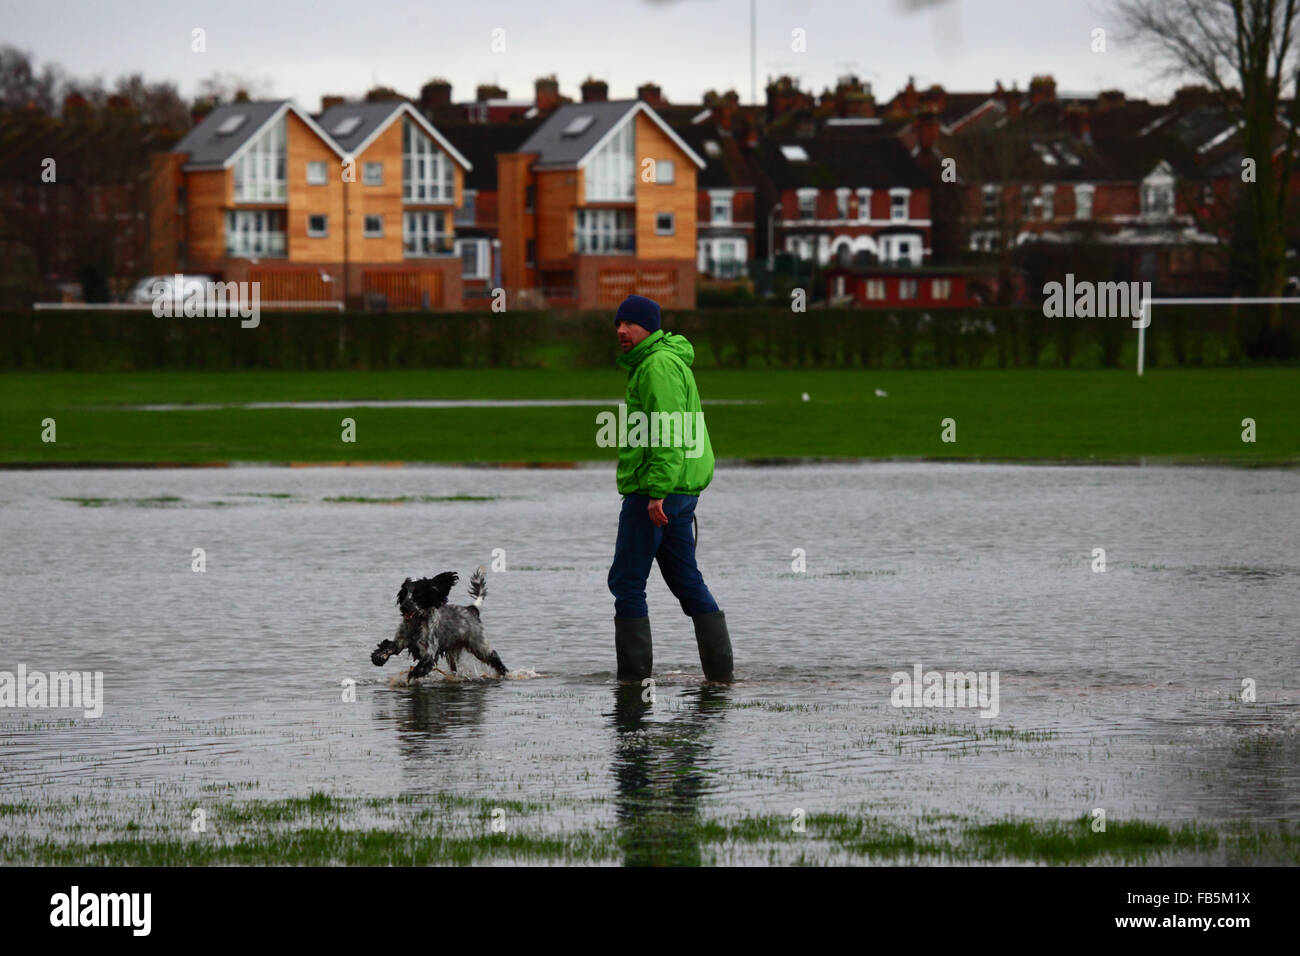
left=517, top=100, right=705, bottom=170
left=757, top=124, right=930, bottom=189
left=172, top=101, right=340, bottom=168
left=670, top=122, right=756, bottom=190
left=315, top=101, right=408, bottom=154
left=315, top=100, right=471, bottom=170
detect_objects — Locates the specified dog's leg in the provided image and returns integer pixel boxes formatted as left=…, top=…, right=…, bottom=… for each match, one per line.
left=466, top=643, right=508, bottom=677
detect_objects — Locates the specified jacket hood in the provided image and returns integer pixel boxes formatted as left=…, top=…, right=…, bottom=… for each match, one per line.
left=617, top=330, right=696, bottom=371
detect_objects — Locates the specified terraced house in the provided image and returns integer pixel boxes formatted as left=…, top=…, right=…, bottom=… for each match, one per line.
left=150, top=99, right=473, bottom=307
left=496, top=100, right=705, bottom=308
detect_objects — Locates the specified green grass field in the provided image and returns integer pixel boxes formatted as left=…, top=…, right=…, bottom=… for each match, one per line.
left=1, top=367, right=1296, bottom=465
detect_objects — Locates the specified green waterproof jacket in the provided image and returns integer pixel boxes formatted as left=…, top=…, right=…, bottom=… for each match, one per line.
left=614, top=330, right=715, bottom=497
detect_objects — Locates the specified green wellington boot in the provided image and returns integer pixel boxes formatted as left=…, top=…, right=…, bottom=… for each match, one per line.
left=614, top=616, right=653, bottom=682
left=692, top=610, right=734, bottom=682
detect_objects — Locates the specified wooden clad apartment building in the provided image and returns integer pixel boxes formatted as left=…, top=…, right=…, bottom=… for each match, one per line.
left=150, top=99, right=473, bottom=307
left=496, top=100, right=705, bottom=309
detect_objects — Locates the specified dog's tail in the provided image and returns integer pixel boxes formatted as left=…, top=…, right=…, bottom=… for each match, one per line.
left=469, top=566, right=487, bottom=608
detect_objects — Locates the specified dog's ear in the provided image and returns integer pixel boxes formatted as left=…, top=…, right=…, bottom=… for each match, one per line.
left=410, top=571, right=458, bottom=611
left=396, top=577, right=413, bottom=607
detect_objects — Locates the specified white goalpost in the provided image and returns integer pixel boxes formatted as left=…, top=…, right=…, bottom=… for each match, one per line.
left=1136, top=296, right=1300, bottom=376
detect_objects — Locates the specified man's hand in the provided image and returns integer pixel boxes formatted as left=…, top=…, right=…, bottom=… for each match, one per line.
left=648, top=498, right=669, bottom=527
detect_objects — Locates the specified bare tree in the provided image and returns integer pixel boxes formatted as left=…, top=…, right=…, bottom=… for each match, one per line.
left=1115, top=0, right=1300, bottom=311
left=0, top=46, right=62, bottom=112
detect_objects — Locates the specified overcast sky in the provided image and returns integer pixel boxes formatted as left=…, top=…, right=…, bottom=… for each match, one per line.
left=1, top=0, right=1185, bottom=108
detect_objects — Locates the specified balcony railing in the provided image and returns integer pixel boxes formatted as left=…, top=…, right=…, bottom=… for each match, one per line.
left=226, top=231, right=287, bottom=258
left=403, top=237, right=456, bottom=257
left=575, top=231, right=635, bottom=254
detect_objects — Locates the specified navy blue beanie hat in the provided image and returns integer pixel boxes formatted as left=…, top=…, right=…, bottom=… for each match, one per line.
left=615, top=294, right=662, bottom=333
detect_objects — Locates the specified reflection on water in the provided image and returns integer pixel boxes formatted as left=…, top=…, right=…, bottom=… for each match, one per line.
left=0, top=463, right=1297, bottom=839
left=609, top=684, right=728, bottom=866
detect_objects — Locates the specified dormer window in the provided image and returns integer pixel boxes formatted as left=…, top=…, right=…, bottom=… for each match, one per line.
left=1141, top=162, right=1176, bottom=218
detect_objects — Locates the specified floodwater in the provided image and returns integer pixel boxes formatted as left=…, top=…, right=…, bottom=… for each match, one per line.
left=1, top=463, right=1297, bottom=861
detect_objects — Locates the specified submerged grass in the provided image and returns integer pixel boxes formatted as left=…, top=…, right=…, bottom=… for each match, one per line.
left=321, top=494, right=499, bottom=504
left=0, top=794, right=1293, bottom=866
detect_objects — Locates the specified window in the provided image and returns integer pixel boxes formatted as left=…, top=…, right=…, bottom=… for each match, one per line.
left=403, top=210, right=450, bottom=256
left=656, top=160, right=675, bottom=184
left=1041, top=185, right=1054, bottom=221
left=1142, top=181, right=1174, bottom=217
left=899, top=279, right=918, bottom=300
left=1201, top=183, right=1215, bottom=206
left=331, top=116, right=362, bottom=138
left=363, top=215, right=383, bottom=237
left=1022, top=186, right=1037, bottom=220
left=575, top=208, right=634, bottom=253
left=363, top=162, right=383, bottom=186
left=797, top=189, right=817, bottom=219
left=1074, top=184, right=1094, bottom=220
left=233, top=117, right=286, bottom=202
left=526, top=238, right=536, bottom=267
left=709, top=191, right=733, bottom=224
left=932, top=279, right=952, bottom=300
left=225, top=210, right=286, bottom=257
left=898, top=240, right=911, bottom=260
left=716, top=239, right=743, bottom=278
left=402, top=118, right=455, bottom=203
left=890, top=189, right=910, bottom=222
left=700, top=238, right=746, bottom=278
left=836, top=188, right=850, bottom=219
left=857, top=188, right=872, bottom=220
left=307, top=161, right=328, bottom=186
left=655, top=212, right=675, bottom=235
left=216, top=114, right=247, bottom=135
left=983, top=185, right=999, bottom=220
left=585, top=119, right=634, bottom=201
left=307, top=214, right=328, bottom=237
left=866, top=279, right=885, bottom=300
left=563, top=115, right=595, bottom=137
left=455, top=190, right=477, bottom=225
left=525, top=185, right=535, bottom=213
left=457, top=238, right=488, bottom=278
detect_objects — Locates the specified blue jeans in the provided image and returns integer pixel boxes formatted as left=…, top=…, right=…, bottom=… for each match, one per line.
left=608, top=493, right=720, bottom=619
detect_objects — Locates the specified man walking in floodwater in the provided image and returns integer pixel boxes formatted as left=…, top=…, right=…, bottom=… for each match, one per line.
left=606, top=293, right=733, bottom=683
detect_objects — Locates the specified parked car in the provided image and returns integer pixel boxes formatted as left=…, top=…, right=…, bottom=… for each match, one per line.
left=126, top=274, right=215, bottom=304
